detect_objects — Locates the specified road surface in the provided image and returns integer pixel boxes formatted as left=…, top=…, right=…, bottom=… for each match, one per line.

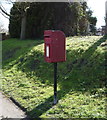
left=0, top=92, right=26, bottom=119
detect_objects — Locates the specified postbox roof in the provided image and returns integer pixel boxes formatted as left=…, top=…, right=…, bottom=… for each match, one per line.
left=44, top=30, right=65, bottom=37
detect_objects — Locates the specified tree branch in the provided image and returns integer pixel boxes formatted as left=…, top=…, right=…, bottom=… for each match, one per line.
left=0, top=5, right=11, bottom=17
left=0, top=10, right=9, bottom=19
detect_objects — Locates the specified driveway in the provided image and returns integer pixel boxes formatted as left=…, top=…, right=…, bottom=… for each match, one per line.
left=0, top=92, right=26, bottom=119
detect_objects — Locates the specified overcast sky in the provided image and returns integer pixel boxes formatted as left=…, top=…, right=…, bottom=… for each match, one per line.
left=87, top=0, right=106, bottom=28
left=0, top=0, right=107, bottom=31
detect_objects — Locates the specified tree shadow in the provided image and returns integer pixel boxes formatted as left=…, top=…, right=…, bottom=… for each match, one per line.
left=5, top=36, right=106, bottom=118
left=59, top=36, right=107, bottom=91
left=2, top=39, right=43, bottom=69
left=26, top=89, right=71, bottom=118
left=17, top=36, right=106, bottom=88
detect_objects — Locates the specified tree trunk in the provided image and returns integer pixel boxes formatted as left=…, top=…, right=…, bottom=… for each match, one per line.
left=20, top=13, right=26, bottom=40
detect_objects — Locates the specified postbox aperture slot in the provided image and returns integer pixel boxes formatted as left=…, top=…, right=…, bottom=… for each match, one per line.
left=45, top=36, right=50, bottom=38
left=44, top=35, right=51, bottom=38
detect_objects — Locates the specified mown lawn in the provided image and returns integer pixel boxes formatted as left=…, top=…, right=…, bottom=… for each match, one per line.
left=2, top=36, right=107, bottom=118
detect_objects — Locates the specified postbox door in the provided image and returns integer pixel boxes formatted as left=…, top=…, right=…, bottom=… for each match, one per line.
left=51, top=33, right=66, bottom=62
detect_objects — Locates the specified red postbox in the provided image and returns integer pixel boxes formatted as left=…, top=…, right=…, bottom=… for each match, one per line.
left=44, top=30, right=66, bottom=63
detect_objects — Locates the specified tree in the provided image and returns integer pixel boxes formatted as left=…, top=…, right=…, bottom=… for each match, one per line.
left=15, top=2, right=30, bottom=40
left=86, top=9, right=97, bottom=35
left=9, top=2, right=89, bottom=38
left=0, top=1, right=30, bottom=40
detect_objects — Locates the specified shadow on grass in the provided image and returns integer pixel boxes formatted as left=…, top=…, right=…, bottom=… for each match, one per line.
left=17, top=36, right=107, bottom=118
left=3, top=36, right=107, bottom=118
left=26, top=89, right=71, bottom=118
left=17, top=36, right=106, bottom=87
left=2, top=39, right=43, bottom=69
left=59, top=36, right=107, bottom=91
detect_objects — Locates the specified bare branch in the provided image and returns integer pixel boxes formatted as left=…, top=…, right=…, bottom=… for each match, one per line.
left=25, top=6, right=30, bottom=12
left=0, top=10, right=9, bottom=19
left=0, top=4, right=11, bottom=17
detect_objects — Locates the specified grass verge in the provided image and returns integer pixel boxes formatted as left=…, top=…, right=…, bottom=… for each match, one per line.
left=2, top=36, right=107, bottom=118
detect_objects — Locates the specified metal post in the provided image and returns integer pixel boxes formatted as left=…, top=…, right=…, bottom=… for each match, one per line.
left=54, top=62, right=57, bottom=104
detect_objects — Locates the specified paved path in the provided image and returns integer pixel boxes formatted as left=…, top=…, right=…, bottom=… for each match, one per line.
left=0, top=92, right=26, bottom=119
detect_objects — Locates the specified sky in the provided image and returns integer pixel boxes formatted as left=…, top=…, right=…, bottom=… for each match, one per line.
left=0, top=0, right=107, bottom=31
left=87, top=0, right=106, bottom=28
